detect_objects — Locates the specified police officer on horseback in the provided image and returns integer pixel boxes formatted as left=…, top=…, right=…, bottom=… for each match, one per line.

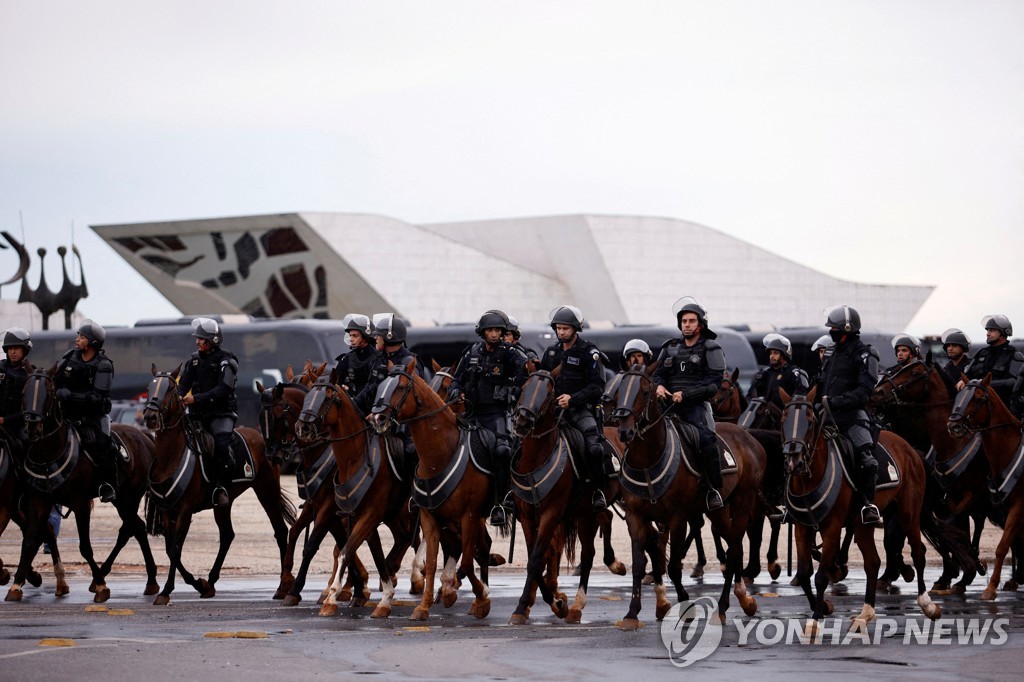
left=938, top=328, right=972, bottom=394
left=0, top=327, right=34, bottom=445
left=747, top=333, right=809, bottom=410
left=653, top=297, right=727, bottom=511
left=449, top=310, right=528, bottom=526
left=54, top=320, right=119, bottom=503
left=885, top=333, right=922, bottom=374
left=334, top=314, right=377, bottom=397
left=503, top=316, right=539, bottom=364
left=177, top=317, right=239, bottom=507
left=958, top=315, right=1024, bottom=417
left=623, top=339, right=654, bottom=369
left=540, top=305, right=611, bottom=510
left=819, top=305, right=882, bottom=525
left=360, top=314, right=423, bottom=462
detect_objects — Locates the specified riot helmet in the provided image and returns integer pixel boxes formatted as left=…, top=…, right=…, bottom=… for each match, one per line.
left=371, top=313, right=407, bottom=343
left=475, top=309, right=510, bottom=337
left=191, top=317, right=222, bottom=346
left=672, top=296, right=716, bottom=339
left=622, top=338, right=653, bottom=364
left=506, top=315, right=522, bottom=340
left=824, top=305, right=861, bottom=334
left=549, top=306, right=584, bottom=332
left=940, top=328, right=971, bottom=352
left=982, top=314, right=1012, bottom=339
left=762, top=333, right=793, bottom=361
left=811, top=334, right=834, bottom=352
left=891, top=333, right=921, bottom=359
left=2, top=327, right=32, bottom=354
left=342, top=314, right=372, bottom=336
left=77, top=319, right=107, bottom=350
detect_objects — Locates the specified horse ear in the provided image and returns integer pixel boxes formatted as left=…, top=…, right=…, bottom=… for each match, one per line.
left=151, top=363, right=158, bottom=376
left=551, top=364, right=562, bottom=378
left=779, top=387, right=792, bottom=405
left=329, top=365, right=339, bottom=385
left=982, top=372, right=992, bottom=387
left=315, top=361, right=327, bottom=375
left=646, top=360, right=658, bottom=377
left=172, top=363, right=182, bottom=379
left=431, top=358, right=441, bottom=372
left=303, top=359, right=313, bottom=372
left=924, top=350, right=933, bottom=368
left=255, top=380, right=265, bottom=393
left=526, top=358, right=537, bottom=373
left=285, top=365, right=295, bottom=382
left=48, top=362, right=58, bottom=378
left=730, top=367, right=740, bottom=384
left=806, top=386, right=818, bottom=404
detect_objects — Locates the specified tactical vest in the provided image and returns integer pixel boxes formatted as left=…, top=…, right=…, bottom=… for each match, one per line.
left=183, top=347, right=239, bottom=418
left=657, top=338, right=724, bottom=395
left=55, top=349, right=113, bottom=419
left=0, top=360, right=31, bottom=417
left=337, top=344, right=377, bottom=395
left=540, top=337, right=603, bottom=404
left=460, top=342, right=515, bottom=409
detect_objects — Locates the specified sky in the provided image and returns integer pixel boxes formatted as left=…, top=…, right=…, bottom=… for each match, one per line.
left=2, top=1, right=1022, bottom=340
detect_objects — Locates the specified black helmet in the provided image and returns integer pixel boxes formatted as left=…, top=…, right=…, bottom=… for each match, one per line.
left=549, top=305, right=584, bottom=332
left=762, top=332, right=792, bottom=360
left=506, top=315, right=521, bottom=338
left=475, top=309, right=510, bottom=337
left=371, top=313, right=407, bottom=343
left=2, top=327, right=32, bottom=354
left=342, top=313, right=372, bottom=336
left=824, top=305, right=861, bottom=334
left=891, top=333, right=921, bottom=357
left=941, top=328, right=971, bottom=350
left=982, top=314, right=1012, bottom=338
left=191, top=317, right=222, bottom=346
left=672, top=296, right=716, bottom=339
left=811, top=334, right=834, bottom=352
left=77, top=319, right=107, bottom=350
left=622, top=338, right=652, bottom=362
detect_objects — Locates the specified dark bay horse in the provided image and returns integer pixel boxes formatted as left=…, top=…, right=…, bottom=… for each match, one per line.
left=780, top=386, right=947, bottom=635
left=710, top=368, right=746, bottom=423
left=6, top=368, right=159, bottom=602
left=507, top=367, right=624, bottom=624
left=371, top=357, right=492, bottom=620
left=143, top=365, right=296, bottom=605
left=296, top=367, right=419, bottom=619
left=607, top=363, right=764, bottom=629
left=948, top=374, right=1024, bottom=601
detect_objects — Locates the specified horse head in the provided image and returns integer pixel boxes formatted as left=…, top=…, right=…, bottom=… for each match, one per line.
left=779, top=386, right=819, bottom=477
left=258, top=379, right=308, bottom=461
left=296, top=367, right=345, bottom=443
left=143, top=363, right=184, bottom=432
left=947, top=374, right=994, bottom=438
left=872, top=358, right=930, bottom=408
left=710, top=367, right=743, bottom=420
left=606, top=362, right=658, bottom=444
left=512, top=367, right=558, bottom=438
left=369, top=358, right=423, bottom=435
left=427, top=359, right=462, bottom=415
left=22, top=367, right=59, bottom=441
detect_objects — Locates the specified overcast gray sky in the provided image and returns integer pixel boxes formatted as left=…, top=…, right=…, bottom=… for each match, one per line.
left=2, top=1, right=1022, bottom=340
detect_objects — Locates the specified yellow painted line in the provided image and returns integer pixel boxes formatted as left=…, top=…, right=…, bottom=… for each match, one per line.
left=402, top=626, right=430, bottom=632
left=38, top=639, right=76, bottom=647
left=615, top=620, right=644, bottom=629
left=204, top=632, right=234, bottom=638
left=106, top=609, right=135, bottom=616
left=391, top=600, right=416, bottom=606
left=234, top=631, right=268, bottom=639
left=84, top=605, right=109, bottom=613
left=599, top=595, right=623, bottom=601
left=760, top=592, right=780, bottom=598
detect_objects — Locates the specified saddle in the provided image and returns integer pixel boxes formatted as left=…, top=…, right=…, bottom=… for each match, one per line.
left=672, top=419, right=738, bottom=476
left=829, top=435, right=900, bottom=491
left=191, top=429, right=256, bottom=484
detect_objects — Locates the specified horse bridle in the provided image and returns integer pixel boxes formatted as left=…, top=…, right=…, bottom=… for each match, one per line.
left=297, top=376, right=370, bottom=443
left=261, top=382, right=308, bottom=461
left=874, top=359, right=933, bottom=407
left=609, top=367, right=668, bottom=438
left=513, top=370, right=560, bottom=438
left=371, top=367, right=459, bottom=433
left=948, top=379, right=1018, bottom=436
left=22, top=371, right=64, bottom=441
left=145, top=372, right=187, bottom=433
left=711, top=375, right=738, bottom=411
left=781, top=396, right=824, bottom=477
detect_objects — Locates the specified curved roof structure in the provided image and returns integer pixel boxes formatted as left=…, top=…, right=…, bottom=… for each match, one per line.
left=91, top=212, right=933, bottom=329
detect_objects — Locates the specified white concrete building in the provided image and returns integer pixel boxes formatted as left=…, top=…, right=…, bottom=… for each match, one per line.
left=91, top=213, right=933, bottom=330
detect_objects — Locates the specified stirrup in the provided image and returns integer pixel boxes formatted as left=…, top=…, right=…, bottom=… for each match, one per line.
left=860, top=504, right=881, bottom=525
left=705, top=489, right=723, bottom=511
left=500, top=491, right=515, bottom=512
left=488, top=505, right=507, bottom=527
left=212, top=486, right=230, bottom=508
left=592, top=489, right=608, bottom=510
left=768, top=505, right=786, bottom=523
left=98, top=482, right=116, bottom=503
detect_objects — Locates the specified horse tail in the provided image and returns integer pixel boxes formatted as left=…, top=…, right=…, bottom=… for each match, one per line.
left=562, top=515, right=579, bottom=567
left=279, top=490, right=298, bottom=527
left=144, top=492, right=165, bottom=537
left=920, top=507, right=981, bottom=576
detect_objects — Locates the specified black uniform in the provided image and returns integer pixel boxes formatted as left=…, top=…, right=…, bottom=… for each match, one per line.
left=747, top=362, right=809, bottom=410
left=54, top=348, right=117, bottom=482
left=539, top=336, right=607, bottom=475
left=965, top=342, right=1024, bottom=416
left=178, top=345, right=239, bottom=475
left=938, top=355, right=972, bottom=396
left=652, top=336, right=726, bottom=488
left=360, top=344, right=424, bottom=457
left=334, top=343, right=378, bottom=397
left=450, top=341, right=527, bottom=435
left=511, top=341, right=539, bottom=365
left=0, top=358, right=33, bottom=440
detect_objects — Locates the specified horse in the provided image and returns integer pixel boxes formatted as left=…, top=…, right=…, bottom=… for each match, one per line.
left=947, top=374, right=1024, bottom=601
left=780, top=386, right=951, bottom=635
left=296, top=367, right=419, bottom=619
left=872, top=359, right=991, bottom=593
left=606, top=362, right=764, bottom=629
left=370, top=357, right=493, bottom=620
left=6, top=368, right=159, bottom=602
left=142, top=365, right=296, bottom=605
left=256, top=364, right=375, bottom=606
left=506, top=367, right=624, bottom=624
left=710, top=367, right=746, bottom=423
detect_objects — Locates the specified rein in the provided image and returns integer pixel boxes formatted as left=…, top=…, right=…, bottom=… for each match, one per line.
left=146, top=373, right=188, bottom=433
left=23, top=374, right=67, bottom=442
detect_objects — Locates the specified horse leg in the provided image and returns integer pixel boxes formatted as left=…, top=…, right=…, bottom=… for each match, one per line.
left=598, top=509, right=625, bottom=575
left=510, top=511, right=543, bottom=624
left=200, top=504, right=235, bottom=597
left=982, top=501, right=1024, bottom=601
left=619, top=513, right=652, bottom=631
left=253, top=477, right=295, bottom=600
left=766, top=516, right=782, bottom=581
left=743, top=510, right=765, bottom=584
left=409, top=535, right=427, bottom=595
left=794, top=524, right=817, bottom=611
left=903, top=508, right=941, bottom=620
left=567, top=515, right=598, bottom=623
left=285, top=515, right=335, bottom=607
left=665, top=522, right=688, bottom=616
left=71, top=505, right=111, bottom=603
left=689, top=519, right=706, bottom=578
left=803, top=525, right=840, bottom=641
left=5, top=511, right=47, bottom=602
left=277, top=498, right=316, bottom=600
left=831, top=526, right=854, bottom=584
left=460, top=517, right=489, bottom=619
left=0, top=510, right=11, bottom=585
left=351, top=524, right=387, bottom=609
left=877, top=518, right=909, bottom=591
left=410, top=511, right=440, bottom=620
left=129, top=499, right=162, bottom=597
left=850, top=523, right=881, bottom=633
left=160, top=513, right=206, bottom=602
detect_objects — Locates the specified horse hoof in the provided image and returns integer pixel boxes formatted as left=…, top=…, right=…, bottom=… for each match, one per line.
left=469, top=598, right=490, bottom=619
left=508, top=613, right=528, bottom=625
left=272, top=588, right=287, bottom=600
left=768, top=563, right=781, bottom=581
left=88, top=580, right=97, bottom=593
left=1002, top=580, right=1019, bottom=592
left=823, top=600, right=834, bottom=616
left=690, top=566, right=705, bottom=579
left=489, top=553, right=506, bottom=567
left=94, top=586, right=111, bottom=603
left=5, top=588, right=23, bottom=602
left=572, top=565, right=582, bottom=577
left=442, top=589, right=458, bottom=609
left=198, top=580, right=216, bottom=599
left=876, top=579, right=891, bottom=593
left=930, top=581, right=950, bottom=592
left=950, top=584, right=967, bottom=596
left=742, top=576, right=754, bottom=586
left=741, top=597, right=758, bottom=617
left=0, top=568, right=9, bottom=585
left=153, top=595, right=170, bottom=606
left=55, top=583, right=70, bottom=598
left=409, top=580, right=424, bottom=596
left=144, top=582, right=160, bottom=596
left=371, top=605, right=392, bottom=619
left=655, top=600, right=672, bottom=621
left=566, top=608, right=583, bottom=624
left=409, top=606, right=430, bottom=621
left=642, top=573, right=655, bottom=585
left=981, top=587, right=997, bottom=601
left=338, top=587, right=353, bottom=602
left=617, top=618, right=642, bottom=631
left=978, top=560, right=988, bottom=576
left=901, top=565, right=916, bottom=583
left=608, top=560, right=627, bottom=576
left=553, top=595, right=568, bottom=620
left=317, top=592, right=328, bottom=605
left=790, top=575, right=801, bottom=587
left=351, top=596, right=368, bottom=609
left=27, top=571, right=42, bottom=588
left=716, top=612, right=726, bottom=625
left=831, top=565, right=849, bottom=583
left=319, top=602, right=338, bottom=617
left=282, top=594, right=301, bottom=607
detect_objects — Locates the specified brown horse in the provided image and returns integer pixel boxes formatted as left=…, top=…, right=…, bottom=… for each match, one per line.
left=607, top=362, right=764, bottom=629
left=710, top=367, right=746, bottom=423
left=781, top=386, right=946, bottom=634
left=7, top=368, right=159, bottom=602
left=872, top=359, right=990, bottom=593
left=296, top=367, right=419, bottom=619
left=143, top=365, right=296, bottom=605
left=947, top=374, right=1024, bottom=601
left=371, top=357, right=492, bottom=620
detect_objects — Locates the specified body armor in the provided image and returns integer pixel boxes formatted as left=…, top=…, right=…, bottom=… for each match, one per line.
left=335, top=344, right=378, bottom=396
left=451, top=341, right=527, bottom=415
left=178, top=346, right=239, bottom=420
left=653, top=337, right=727, bottom=406
left=55, top=349, right=114, bottom=420
left=965, top=343, right=1024, bottom=407
left=539, top=337, right=605, bottom=407
left=0, top=358, right=33, bottom=434
left=747, top=362, right=809, bottom=409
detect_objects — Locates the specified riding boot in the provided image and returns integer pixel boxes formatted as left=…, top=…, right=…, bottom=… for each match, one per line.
left=589, top=456, right=608, bottom=510
left=212, top=457, right=233, bottom=507
left=700, top=443, right=723, bottom=511
left=856, top=449, right=881, bottom=525
left=97, top=440, right=118, bottom=503
left=489, top=442, right=513, bottom=527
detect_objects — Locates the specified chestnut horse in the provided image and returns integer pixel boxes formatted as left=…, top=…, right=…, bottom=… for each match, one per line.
left=606, top=363, right=764, bottom=629
left=948, top=374, right=1024, bottom=601
left=6, top=368, right=159, bottom=602
left=780, top=387, right=949, bottom=635
left=371, top=358, right=492, bottom=620
left=296, top=368, right=419, bottom=619
left=143, top=366, right=296, bottom=605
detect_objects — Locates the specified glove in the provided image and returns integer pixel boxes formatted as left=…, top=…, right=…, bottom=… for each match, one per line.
left=447, top=387, right=462, bottom=402
left=56, top=388, right=72, bottom=401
